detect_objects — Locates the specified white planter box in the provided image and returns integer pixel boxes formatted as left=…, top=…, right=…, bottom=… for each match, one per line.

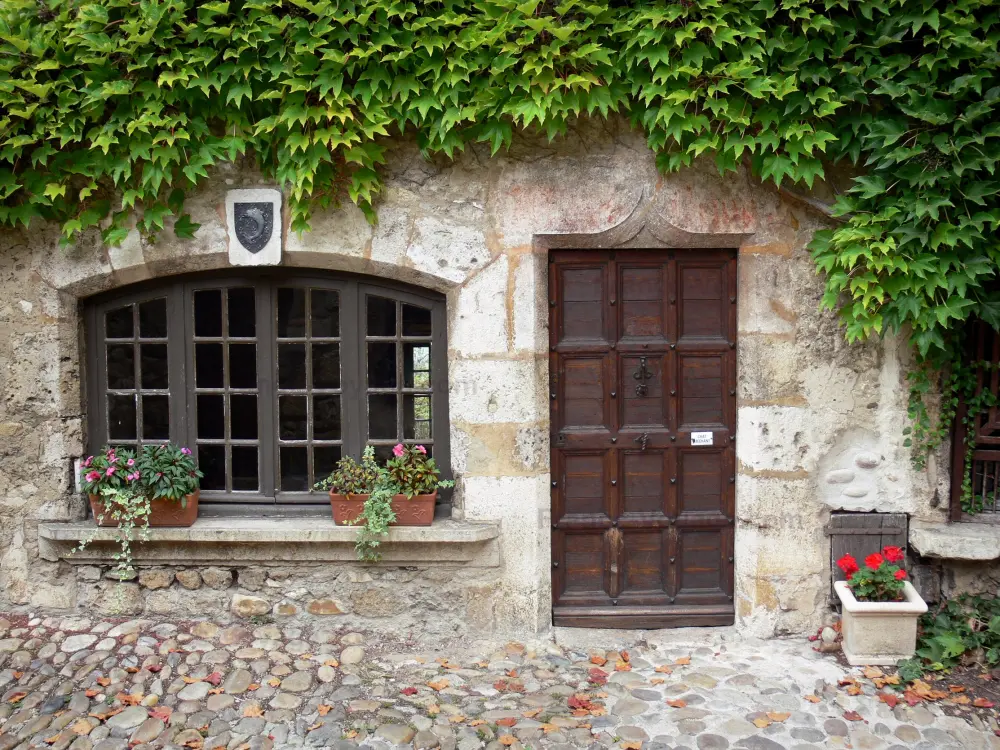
left=834, top=580, right=928, bottom=666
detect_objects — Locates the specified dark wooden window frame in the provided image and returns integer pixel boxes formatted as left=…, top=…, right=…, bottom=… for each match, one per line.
left=84, top=269, right=451, bottom=512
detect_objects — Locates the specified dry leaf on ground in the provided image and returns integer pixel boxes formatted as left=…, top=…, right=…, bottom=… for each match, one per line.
left=666, top=699, right=687, bottom=708
left=496, top=717, right=517, bottom=727
left=70, top=719, right=93, bottom=736
left=843, top=710, right=864, bottom=721
left=590, top=655, right=607, bottom=666
left=675, top=656, right=691, bottom=665
left=498, top=735, right=517, bottom=746
left=862, top=666, right=884, bottom=679
left=804, top=694, right=821, bottom=703
left=427, top=679, right=449, bottom=691
left=752, top=718, right=771, bottom=729
left=766, top=711, right=790, bottom=722
left=242, top=704, right=264, bottom=718
left=317, top=705, right=332, bottom=716
left=654, top=665, right=673, bottom=674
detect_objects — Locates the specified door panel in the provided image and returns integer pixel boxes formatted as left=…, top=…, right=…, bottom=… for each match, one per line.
left=551, top=249, right=736, bottom=628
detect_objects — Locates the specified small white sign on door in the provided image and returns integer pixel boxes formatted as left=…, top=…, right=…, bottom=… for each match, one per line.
left=691, top=431, right=713, bottom=446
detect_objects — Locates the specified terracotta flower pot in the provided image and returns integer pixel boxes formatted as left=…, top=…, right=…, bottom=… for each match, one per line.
left=329, top=490, right=436, bottom=526
left=834, top=580, right=927, bottom=666
left=88, top=490, right=200, bottom=528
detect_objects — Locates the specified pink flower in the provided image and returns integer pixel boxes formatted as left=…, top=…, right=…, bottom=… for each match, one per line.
left=392, top=444, right=405, bottom=457
left=85, top=471, right=101, bottom=482
left=127, top=458, right=135, bottom=467
left=105, top=467, right=116, bottom=477
left=83, top=456, right=92, bottom=468
left=415, top=445, right=427, bottom=454
left=181, top=447, right=192, bottom=455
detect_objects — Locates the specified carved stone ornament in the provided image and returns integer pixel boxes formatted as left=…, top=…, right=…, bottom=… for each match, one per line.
left=233, top=202, right=273, bottom=254
left=225, top=188, right=282, bottom=266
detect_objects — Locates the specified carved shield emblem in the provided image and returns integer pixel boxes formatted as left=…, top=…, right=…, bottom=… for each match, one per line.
left=233, top=202, right=273, bottom=254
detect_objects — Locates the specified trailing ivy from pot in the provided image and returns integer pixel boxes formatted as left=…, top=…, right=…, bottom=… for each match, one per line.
left=77, top=444, right=203, bottom=578
left=315, top=445, right=453, bottom=562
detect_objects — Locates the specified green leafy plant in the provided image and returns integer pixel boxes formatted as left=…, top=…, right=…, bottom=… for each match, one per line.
left=897, top=593, right=1000, bottom=680
left=837, top=546, right=909, bottom=602
left=386, top=443, right=454, bottom=498
left=313, top=453, right=378, bottom=495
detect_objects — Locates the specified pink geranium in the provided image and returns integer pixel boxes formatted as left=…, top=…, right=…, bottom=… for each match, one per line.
left=392, top=443, right=405, bottom=457
left=85, top=471, right=101, bottom=482
left=105, top=467, right=116, bottom=477
left=415, top=445, right=427, bottom=454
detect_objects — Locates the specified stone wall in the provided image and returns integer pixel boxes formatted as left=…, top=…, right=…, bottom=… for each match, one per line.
left=0, top=119, right=991, bottom=636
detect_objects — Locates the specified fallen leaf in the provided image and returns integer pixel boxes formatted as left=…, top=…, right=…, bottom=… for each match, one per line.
left=882, top=675, right=900, bottom=685
left=666, top=699, right=687, bottom=708
left=117, top=692, right=143, bottom=706
left=205, top=672, right=223, bottom=686
left=7, top=691, right=27, bottom=703
left=879, top=693, right=899, bottom=708
left=427, top=704, right=440, bottom=716
left=650, top=678, right=665, bottom=685
left=590, top=706, right=607, bottom=716
left=539, top=723, right=558, bottom=733
left=475, top=661, right=489, bottom=669
left=181, top=676, right=201, bottom=684
left=247, top=683, right=260, bottom=691
left=469, top=719, right=486, bottom=727
left=88, top=707, right=123, bottom=721
left=843, top=710, right=864, bottom=722
left=125, top=667, right=139, bottom=674
left=590, top=655, right=607, bottom=667
left=208, top=688, right=224, bottom=695
left=323, top=659, right=339, bottom=668
left=948, top=694, right=971, bottom=705
left=317, top=704, right=332, bottom=716
left=654, top=665, right=673, bottom=674
left=506, top=669, right=518, bottom=678
left=675, top=656, right=691, bottom=665
left=306, top=721, right=324, bottom=732
left=804, top=694, right=821, bottom=703
left=766, top=711, right=790, bottom=722
left=837, top=677, right=857, bottom=687
left=149, top=706, right=172, bottom=722
left=96, top=677, right=111, bottom=687
left=523, top=708, right=542, bottom=719
left=448, top=715, right=465, bottom=724
left=496, top=717, right=517, bottom=727
left=847, top=684, right=862, bottom=696
left=343, top=730, right=358, bottom=739
left=498, top=735, right=516, bottom=746
left=43, top=734, right=61, bottom=745
left=948, top=685, right=965, bottom=693
left=427, top=679, right=449, bottom=691
left=595, top=692, right=608, bottom=698
left=862, top=666, right=884, bottom=679
left=12, top=671, right=23, bottom=680
left=70, top=719, right=93, bottom=736
left=242, top=704, right=264, bottom=718
left=902, top=690, right=923, bottom=706
left=146, top=665, right=162, bottom=673
left=588, top=668, right=608, bottom=685
left=974, top=697, right=995, bottom=708
left=266, top=678, right=281, bottom=688
left=614, top=659, right=631, bottom=672
left=621, top=742, right=642, bottom=750
left=181, top=738, right=203, bottom=750
left=84, top=689, right=99, bottom=698
left=620, top=650, right=630, bottom=663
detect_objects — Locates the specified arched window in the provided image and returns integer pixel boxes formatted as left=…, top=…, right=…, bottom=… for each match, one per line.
left=84, top=271, right=449, bottom=509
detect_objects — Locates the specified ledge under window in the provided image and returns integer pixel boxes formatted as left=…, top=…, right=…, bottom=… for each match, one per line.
left=909, top=520, right=1000, bottom=562
left=38, top=517, right=500, bottom=567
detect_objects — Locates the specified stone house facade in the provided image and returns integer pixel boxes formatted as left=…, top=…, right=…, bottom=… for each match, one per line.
left=1, top=123, right=997, bottom=638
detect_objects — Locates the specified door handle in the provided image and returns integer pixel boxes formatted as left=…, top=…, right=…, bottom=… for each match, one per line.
left=633, top=356, right=653, bottom=396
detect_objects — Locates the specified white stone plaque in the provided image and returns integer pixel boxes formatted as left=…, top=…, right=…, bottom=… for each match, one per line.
left=226, top=188, right=282, bottom=266
left=691, top=431, right=713, bottom=446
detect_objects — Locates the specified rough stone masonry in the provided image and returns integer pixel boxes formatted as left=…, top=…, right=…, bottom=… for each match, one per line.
left=0, top=119, right=995, bottom=636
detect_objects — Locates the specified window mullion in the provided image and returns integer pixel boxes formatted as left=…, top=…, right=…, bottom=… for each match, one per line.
left=166, top=287, right=187, bottom=448
left=258, top=283, right=277, bottom=502
left=343, top=282, right=363, bottom=459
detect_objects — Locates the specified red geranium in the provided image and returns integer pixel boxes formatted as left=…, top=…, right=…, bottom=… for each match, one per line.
left=836, top=553, right=859, bottom=576
left=894, top=569, right=907, bottom=580
left=864, top=553, right=884, bottom=570
left=883, top=546, right=904, bottom=564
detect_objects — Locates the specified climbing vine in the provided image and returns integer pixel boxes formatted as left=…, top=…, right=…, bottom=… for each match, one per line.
left=2, top=0, right=1000, bottom=490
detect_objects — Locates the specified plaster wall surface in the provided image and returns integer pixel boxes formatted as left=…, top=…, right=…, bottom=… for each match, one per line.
left=0, top=121, right=984, bottom=636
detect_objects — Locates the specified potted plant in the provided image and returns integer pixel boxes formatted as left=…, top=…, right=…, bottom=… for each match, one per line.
left=834, top=546, right=928, bottom=666
left=78, top=444, right=202, bottom=578
left=315, top=444, right=453, bottom=561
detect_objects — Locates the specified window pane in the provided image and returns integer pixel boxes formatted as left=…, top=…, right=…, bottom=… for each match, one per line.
left=367, top=342, right=396, bottom=388
left=372, top=444, right=395, bottom=464
left=232, top=446, right=258, bottom=491
left=139, top=299, right=168, bottom=338
left=313, top=395, right=342, bottom=440
left=312, top=344, right=340, bottom=389
left=108, top=394, right=137, bottom=440
left=140, top=344, right=168, bottom=389
left=107, top=345, right=135, bottom=389
left=229, top=344, right=257, bottom=389
left=368, top=394, right=397, bottom=439
left=277, top=288, right=306, bottom=337
left=195, top=343, right=224, bottom=388
left=196, top=395, right=225, bottom=439
left=404, top=344, right=431, bottom=388
left=279, top=395, right=308, bottom=439
left=194, top=290, right=223, bottom=337
left=142, top=395, right=170, bottom=440
left=311, top=290, right=340, bottom=337
left=404, top=395, right=432, bottom=440
left=198, top=445, right=225, bottom=490
left=106, top=306, right=133, bottom=339
left=228, top=287, right=256, bottom=338
left=230, top=394, right=258, bottom=440
left=402, top=304, right=432, bottom=336
left=367, top=295, right=396, bottom=336
left=314, top=446, right=341, bottom=485
left=280, top=446, right=308, bottom=490
left=278, top=343, right=306, bottom=389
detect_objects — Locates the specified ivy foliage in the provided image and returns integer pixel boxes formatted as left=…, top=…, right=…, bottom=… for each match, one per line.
left=1, top=0, right=1000, bottom=365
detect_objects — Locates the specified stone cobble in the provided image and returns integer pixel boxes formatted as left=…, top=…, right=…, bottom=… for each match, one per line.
left=0, top=614, right=994, bottom=750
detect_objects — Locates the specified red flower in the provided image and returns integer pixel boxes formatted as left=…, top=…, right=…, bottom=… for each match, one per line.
left=883, top=546, right=905, bottom=563
left=846, top=571, right=854, bottom=581
left=864, top=553, right=884, bottom=570
left=836, top=554, right=859, bottom=575
left=894, top=569, right=907, bottom=580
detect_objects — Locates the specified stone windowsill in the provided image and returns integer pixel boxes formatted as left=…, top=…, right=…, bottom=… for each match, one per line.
left=909, top=520, right=1000, bottom=562
left=38, top=517, right=501, bottom=566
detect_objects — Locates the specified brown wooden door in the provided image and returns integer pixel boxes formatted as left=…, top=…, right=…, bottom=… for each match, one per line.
left=550, top=249, right=737, bottom=628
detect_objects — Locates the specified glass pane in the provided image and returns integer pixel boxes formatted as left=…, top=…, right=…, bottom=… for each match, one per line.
left=313, top=395, right=341, bottom=440
left=279, top=395, right=308, bottom=439
left=367, top=295, right=396, bottom=336
left=372, top=444, right=395, bottom=464
left=313, top=446, right=342, bottom=486
left=228, top=287, right=256, bottom=338
left=277, top=288, right=306, bottom=337
left=195, top=343, right=224, bottom=388
left=278, top=343, right=306, bottom=389
left=404, top=344, right=431, bottom=388
left=367, top=342, right=396, bottom=388
left=402, top=304, right=432, bottom=337
left=107, top=345, right=135, bottom=389
left=140, top=344, right=168, bottom=389
left=311, top=290, right=340, bottom=337
left=108, top=394, right=137, bottom=440
left=139, top=299, right=168, bottom=338
left=280, top=446, right=308, bottom=491
left=368, top=394, right=397, bottom=439
left=105, top=306, right=133, bottom=339
left=142, top=395, right=170, bottom=440
left=196, top=394, right=225, bottom=439
left=312, top=344, right=340, bottom=389
left=232, top=446, right=258, bottom=491
left=194, top=289, right=223, bottom=337
left=230, top=394, right=258, bottom=440
left=404, top=395, right=432, bottom=440
left=198, top=444, right=226, bottom=490
left=229, top=344, right=257, bottom=389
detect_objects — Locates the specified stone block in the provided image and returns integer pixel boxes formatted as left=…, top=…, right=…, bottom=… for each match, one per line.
left=351, top=588, right=407, bottom=618
left=449, top=358, right=545, bottom=425
left=231, top=594, right=270, bottom=618
left=201, top=568, right=233, bottom=590
left=306, top=599, right=345, bottom=615
left=449, top=256, right=509, bottom=356
left=237, top=569, right=267, bottom=590
left=138, top=569, right=174, bottom=590
left=513, top=252, right=545, bottom=353
left=175, top=570, right=202, bottom=590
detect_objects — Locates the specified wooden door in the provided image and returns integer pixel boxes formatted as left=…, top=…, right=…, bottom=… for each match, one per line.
left=550, top=249, right=737, bottom=628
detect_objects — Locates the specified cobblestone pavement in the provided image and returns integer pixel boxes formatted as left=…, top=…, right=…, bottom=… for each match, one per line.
left=0, top=614, right=995, bottom=750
